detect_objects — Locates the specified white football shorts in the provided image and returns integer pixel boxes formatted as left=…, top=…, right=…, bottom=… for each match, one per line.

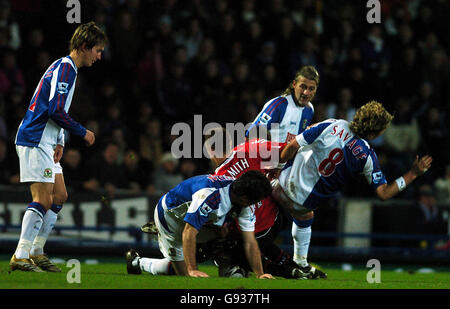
left=154, top=202, right=185, bottom=261
left=271, top=179, right=311, bottom=217
left=153, top=195, right=219, bottom=262
left=16, top=145, right=62, bottom=183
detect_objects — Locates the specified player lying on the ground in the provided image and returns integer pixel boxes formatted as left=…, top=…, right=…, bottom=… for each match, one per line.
left=202, top=130, right=326, bottom=279
left=270, top=100, right=433, bottom=270
left=126, top=170, right=274, bottom=278
left=139, top=128, right=326, bottom=279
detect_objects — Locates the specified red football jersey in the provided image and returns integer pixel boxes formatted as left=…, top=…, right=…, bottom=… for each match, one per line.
left=214, top=138, right=286, bottom=233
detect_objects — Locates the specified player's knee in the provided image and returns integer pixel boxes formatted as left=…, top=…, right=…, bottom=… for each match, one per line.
left=171, top=260, right=188, bottom=276
left=293, top=211, right=314, bottom=229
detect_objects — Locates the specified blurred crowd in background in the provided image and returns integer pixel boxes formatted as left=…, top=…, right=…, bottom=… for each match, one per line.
left=0, top=0, right=448, bottom=209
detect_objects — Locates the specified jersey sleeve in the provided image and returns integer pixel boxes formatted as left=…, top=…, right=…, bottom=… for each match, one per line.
left=255, top=139, right=286, bottom=169
left=184, top=189, right=220, bottom=231
left=298, top=103, right=315, bottom=134
left=245, top=97, right=288, bottom=137
left=295, top=119, right=335, bottom=146
left=236, top=206, right=256, bottom=232
left=47, top=63, right=86, bottom=138
left=362, top=151, right=387, bottom=190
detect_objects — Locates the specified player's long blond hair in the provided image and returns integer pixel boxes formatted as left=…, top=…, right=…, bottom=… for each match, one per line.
left=281, top=65, right=320, bottom=96
left=349, top=100, right=394, bottom=139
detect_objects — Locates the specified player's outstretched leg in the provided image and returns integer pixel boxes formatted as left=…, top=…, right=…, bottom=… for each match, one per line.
left=126, top=249, right=173, bottom=275
left=126, top=248, right=142, bottom=274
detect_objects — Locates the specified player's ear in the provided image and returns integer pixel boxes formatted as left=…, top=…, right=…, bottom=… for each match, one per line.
left=240, top=196, right=251, bottom=207
left=79, top=42, right=89, bottom=53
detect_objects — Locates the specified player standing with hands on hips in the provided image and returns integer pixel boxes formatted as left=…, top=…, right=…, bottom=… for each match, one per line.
left=11, top=22, right=108, bottom=272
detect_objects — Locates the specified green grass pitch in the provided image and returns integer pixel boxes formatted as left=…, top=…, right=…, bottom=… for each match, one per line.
left=1, top=256, right=449, bottom=289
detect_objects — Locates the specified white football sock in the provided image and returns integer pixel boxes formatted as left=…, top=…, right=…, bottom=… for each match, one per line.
left=139, top=257, right=171, bottom=275
left=292, top=223, right=311, bottom=267
left=30, top=209, right=58, bottom=256
left=15, top=209, right=45, bottom=259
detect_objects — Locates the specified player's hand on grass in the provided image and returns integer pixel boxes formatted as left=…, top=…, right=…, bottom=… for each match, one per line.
left=411, top=155, right=432, bottom=176
left=257, top=273, right=275, bottom=279
left=188, top=270, right=210, bottom=278
left=84, top=129, right=95, bottom=146
left=54, top=144, right=64, bottom=163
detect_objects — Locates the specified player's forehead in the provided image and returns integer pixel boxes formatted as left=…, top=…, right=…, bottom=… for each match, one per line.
left=295, top=76, right=317, bottom=88
left=92, top=44, right=105, bottom=52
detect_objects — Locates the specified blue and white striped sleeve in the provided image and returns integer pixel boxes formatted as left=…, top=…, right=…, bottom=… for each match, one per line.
left=362, top=151, right=387, bottom=190
left=295, top=120, right=335, bottom=146
left=245, top=97, right=288, bottom=137
left=48, top=62, right=86, bottom=138
left=184, top=189, right=220, bottom=231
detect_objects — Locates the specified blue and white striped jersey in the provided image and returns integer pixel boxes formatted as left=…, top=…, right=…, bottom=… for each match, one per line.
left=246, top=93, right=314, bottom=143
left=279, top=119, right=387, bottom=209
left=15, top=55, right=86, bottom=148
left=157, top=174, right=256, bottom=232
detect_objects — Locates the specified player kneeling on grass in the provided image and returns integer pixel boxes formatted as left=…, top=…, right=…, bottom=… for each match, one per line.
left=126, top=170, right=274, bottom=279
left=201, top=128, right=325, bottom=279
left=271, top=100, right=432, bottom=271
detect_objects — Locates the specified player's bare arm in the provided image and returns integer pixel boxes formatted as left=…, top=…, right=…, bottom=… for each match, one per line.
left=182, top=223, right=209, bottom=278
left=241, top=231, right=274, bottom=279
left=264, top=137, right=302, bottom=180
left=280, top=138, right=301, bottom=163
left=376, top=155, right=432, bottom=201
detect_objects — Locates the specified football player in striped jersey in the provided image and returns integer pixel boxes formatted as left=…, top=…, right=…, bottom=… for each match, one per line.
left=246, top=65, right=318, bottom=144
left=274, top=101, right=432, bottom=275
left=11, top=22, right=107, bottom=272
left=245, top=65, right=324, bottom=278
left=127, top=171, right=274, bottom=279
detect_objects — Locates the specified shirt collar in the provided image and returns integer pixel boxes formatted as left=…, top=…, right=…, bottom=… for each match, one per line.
left=67, top=55, right=78, bottom=73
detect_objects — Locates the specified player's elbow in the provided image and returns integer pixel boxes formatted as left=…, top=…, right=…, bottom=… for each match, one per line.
left=376, top=193, right=389, bottom=201
left=48, top=109, right=63, bottom=122
left=183, top=223, right=199, bottom=238
left=375, top=185, right=390, bottom=201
